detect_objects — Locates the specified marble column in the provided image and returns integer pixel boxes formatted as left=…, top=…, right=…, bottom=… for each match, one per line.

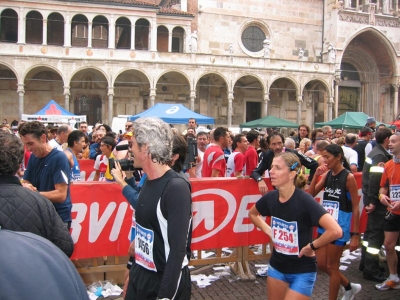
left=150, top=88, right=156, bottom=107
left=64, top=86, right=70, bottom=111
left=190, top=90, right=196, bottom=111
left=108, top=87, right=114, bottom=125
left=87, top=22, right=92, bottom=48
left=328, top=97, right=334, bottom=121
left=17, top=84, right=25, bottom=119
left=393, top=84, right=399, bottom=120
left=130, top=24, right=135, bottom=50
left=18, top=8, right=26, bottom=44
left=263, top=92, right=269, bottom=117
left=297, top=95, right=303, bottom=124
left=228, top=92, right=233, bottom=128
left=64, top=13, right=71, bottom=47
left=108, top=16, right=115, bottom=49
left=150, top=18, right=157, bottom=52
left=168, top=32, right=172, bottom=52
left=334, top=71, right=341, bottom=119
left=42, top=19, right=48, bottom=45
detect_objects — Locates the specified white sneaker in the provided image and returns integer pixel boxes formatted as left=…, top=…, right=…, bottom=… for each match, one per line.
left=375, top=278, right=400, bottom=291
left=341, top=283, right=361, bottom=300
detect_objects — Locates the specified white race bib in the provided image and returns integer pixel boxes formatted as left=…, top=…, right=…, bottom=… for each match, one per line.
left=135, top=223, right=157, bottom=271
left=271, top=217, right=299, bottom=255
left=390, top=184, right=400, bottom=202
left=322, top=200, right=339, bottom=222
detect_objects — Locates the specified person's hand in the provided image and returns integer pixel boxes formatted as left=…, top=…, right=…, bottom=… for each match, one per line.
left=258, top=180, right=268, bottom=195
left=391, top=200, right=400, bottom=211
left=379, top=194, right=391, bottom=208
left=22, top=182, right=37, bottom=191
left=299, top=243, right=316, bottom=258
left=365, top=203, right=376, bottom=214
left=349, top=235, right=359, bottom=252
left=128, top=240, right=135, bottom=257
left=315, top=164, right=328, bottom=177
left=111, top=161, right=124, bottom=184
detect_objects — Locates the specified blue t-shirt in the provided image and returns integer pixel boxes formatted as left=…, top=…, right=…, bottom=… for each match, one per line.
left=66, top=148, right=81, bottom=181
left=24, top=148, right=72, bottom=222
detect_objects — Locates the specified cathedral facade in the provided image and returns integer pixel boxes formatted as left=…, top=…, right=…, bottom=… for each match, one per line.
left=0, top=0, right=399, bottom=128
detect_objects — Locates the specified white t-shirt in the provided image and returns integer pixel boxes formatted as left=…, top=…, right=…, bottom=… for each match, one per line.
left=48, top=139, right=63, bottom=151
left=342, top=145, right=358, bottom=167
left=195, top=148, right=204, bottom=178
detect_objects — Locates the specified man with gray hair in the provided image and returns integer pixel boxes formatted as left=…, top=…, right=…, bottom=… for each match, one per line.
left=124, top=117, right=192, bottom=300
left=49, top=124, right=73, bottom=151
left=284, top=137, right=295, bottom=150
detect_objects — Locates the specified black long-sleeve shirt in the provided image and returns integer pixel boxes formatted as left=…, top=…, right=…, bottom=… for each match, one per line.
left=251, top=148, right=318, bottom=183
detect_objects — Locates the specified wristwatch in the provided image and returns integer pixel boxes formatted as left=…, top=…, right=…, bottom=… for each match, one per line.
left=257, top=177, right=263, bottom=182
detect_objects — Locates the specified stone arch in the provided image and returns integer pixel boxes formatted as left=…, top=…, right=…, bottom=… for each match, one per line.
left=115, top=17, right=131, bottom=49
left=23, top=66, right=65, bottom=116
left=92, top=15, right=109, bottom=48
left=71, top=14, right=88, bottom=47
left=135, top=18, right=150, bottom=50
left=171, top=26, right=185, bottom=53
left=155, top=70, right=191, bottom=108
left=302, top=79, right=330, bottom=126
left=26, top=10, right=43, bottom=44
left=195, top=73, right=228, bottom=124
left=0, top=8, right=18, bottom=43
left=47, top=12, right=64, bottom=46
left=0, top=63, right=19, bottom=122
left=234, top=75, right=265, bottom=124
left=269, top=77, right=299, bottom=123
left=157, top=25, right=169, bottom=52
left=340, top=27, right=398, bottom=121
left=69, top=67, right=109, bottom=125
left=113, top=69, right=151, bottom=115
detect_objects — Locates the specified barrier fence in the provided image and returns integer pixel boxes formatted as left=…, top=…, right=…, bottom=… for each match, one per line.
left=71, top=160, right=367, bottom=283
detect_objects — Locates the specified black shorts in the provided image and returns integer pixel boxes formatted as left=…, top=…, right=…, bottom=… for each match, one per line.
left=126, top=263, right=191, bottom=300
left=383, top=211, right=400, bottom=232
left=127, top=256, right=134, bottom=270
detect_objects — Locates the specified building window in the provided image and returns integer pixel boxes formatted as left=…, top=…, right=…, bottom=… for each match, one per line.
left=241, top=26, right=265, bottom=52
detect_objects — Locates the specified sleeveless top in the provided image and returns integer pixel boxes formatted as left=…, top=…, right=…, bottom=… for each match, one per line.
left=66, top=148, right=81, bottom=181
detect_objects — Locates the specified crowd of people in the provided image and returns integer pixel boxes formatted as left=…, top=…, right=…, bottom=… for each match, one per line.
left=1, top=115, right=400, bottom=299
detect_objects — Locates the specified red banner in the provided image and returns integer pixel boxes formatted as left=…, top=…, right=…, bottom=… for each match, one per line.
left=78, top=159, right=96, bottom=181
left=70, top=174, right=367, bottom=260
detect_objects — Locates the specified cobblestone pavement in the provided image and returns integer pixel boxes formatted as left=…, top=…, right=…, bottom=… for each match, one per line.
left=190, top=248, right=399, bottom=300
left=109, top=248, right=399, bottom=300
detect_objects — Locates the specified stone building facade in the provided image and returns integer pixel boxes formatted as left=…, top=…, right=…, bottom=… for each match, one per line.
left=0, top=0, right=399, bottom=128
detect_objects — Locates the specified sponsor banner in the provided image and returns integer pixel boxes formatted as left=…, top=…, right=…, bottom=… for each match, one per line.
left=70, top=175, right=367, bottom=259
left=79, top=159, right=96, bottom=181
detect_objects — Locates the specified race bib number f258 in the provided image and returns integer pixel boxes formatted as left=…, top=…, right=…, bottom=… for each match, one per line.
left=271, top=217, right=299, bottom=255
left=135, top=223, right=157, bottom=272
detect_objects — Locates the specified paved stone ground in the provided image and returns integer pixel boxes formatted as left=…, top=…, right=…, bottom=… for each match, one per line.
left=107, top=248, right=400, bottom=299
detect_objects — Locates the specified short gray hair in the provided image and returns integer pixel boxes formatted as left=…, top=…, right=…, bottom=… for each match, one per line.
left=133, top=117, right=173, bottom=165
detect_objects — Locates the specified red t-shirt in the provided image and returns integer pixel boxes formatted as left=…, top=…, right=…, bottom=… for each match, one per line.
left=202, top=144, right=226, bottom=177
left=244, top=145, right=258, bottom=176
left=380, top=160, right=400, bottom=215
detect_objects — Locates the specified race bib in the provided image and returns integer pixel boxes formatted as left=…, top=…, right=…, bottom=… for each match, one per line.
left=322, top=200, right=339, bottom=222
left=390, top=184, right=400, bottom=202
left=271, top=217, right=299, bottom=255
left=135, top=223, right=157, bottom=271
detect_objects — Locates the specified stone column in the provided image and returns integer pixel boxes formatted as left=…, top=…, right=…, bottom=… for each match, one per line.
left=297, top=95, right=303, bottom=124
left=328, top=97, right=334, bottom=121
left=130, top=24, right=135, bottom=50
left=262, top=92, right=269, bottom=117
left=108, top=16, right=115, bottom=49
left=108, top=87, right=114, bottom=125
left=185, top=25, right=191, bottom=53
left=334, top=71, right=341, bottom=119
left=64, top=13, right=71, bottom=47
left=393, top=84, right=399, bottom=120
left=149, top=88, right=156, bottom=107
left=228, top=91, right=234, bottom=128
left=150, top=18, right=157, bottom=52
left=18, top=8, right=26, bottom=44
left=17, top=84, right=25, bottom=119
left=87, top=22, right=92, bottom=48
left=168, top=32, right=172, bottom=52
left=64, top=86, right=71, bottom=111
left=190, top=90, right=196, bottom=111
left=42, top=19, right=48, bottom=45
